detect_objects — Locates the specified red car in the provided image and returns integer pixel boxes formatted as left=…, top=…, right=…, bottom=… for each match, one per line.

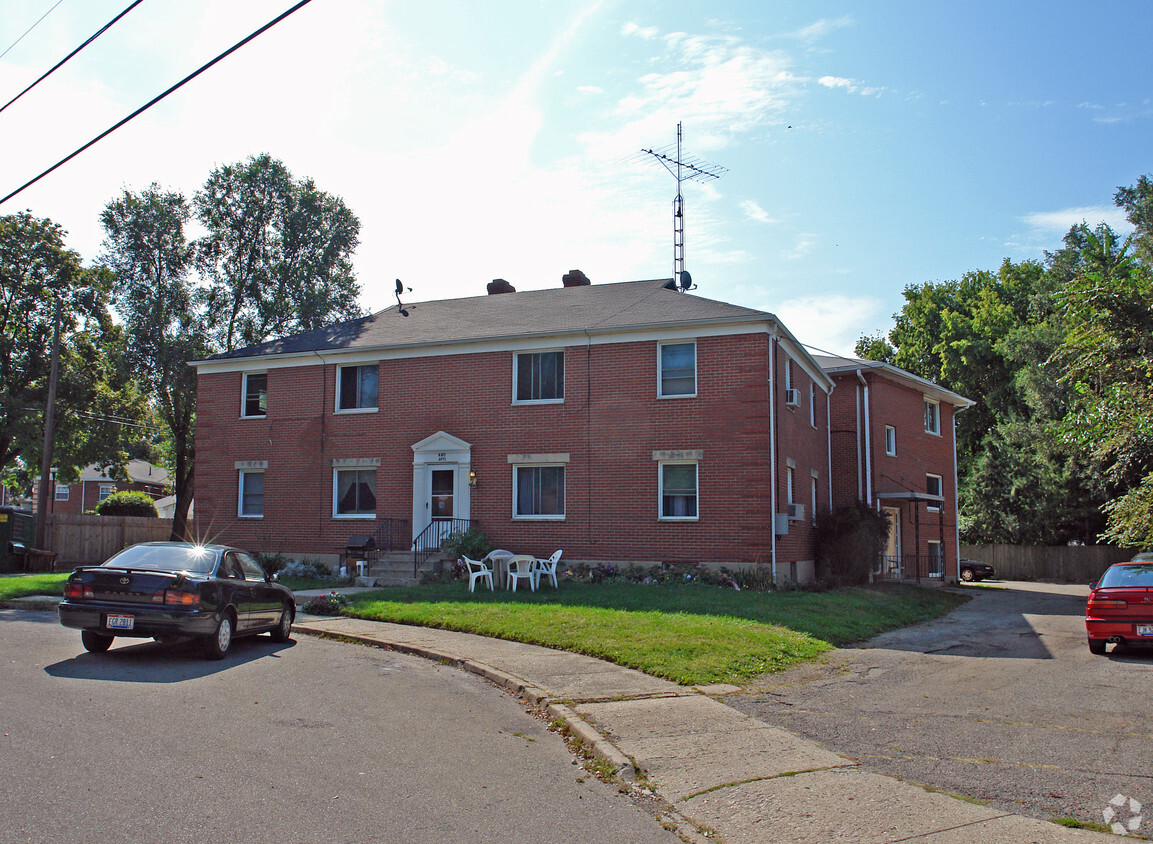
left=1086, top=561, right=1153, bottom=655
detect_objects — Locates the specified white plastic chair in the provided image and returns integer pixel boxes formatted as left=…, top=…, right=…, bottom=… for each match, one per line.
left=533, top=550, right=562, bottom=589
left=461, top=556, right=493, bottom=592
left=506, top=555, right=537, bottom=592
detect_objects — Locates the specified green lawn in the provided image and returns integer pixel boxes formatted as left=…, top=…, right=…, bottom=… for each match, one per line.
left=344, top=582, right=968, bottom=686
left=0, top=572, right=68, bottom=599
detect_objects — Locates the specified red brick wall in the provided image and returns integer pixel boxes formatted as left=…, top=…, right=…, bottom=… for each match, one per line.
left=195, top=332, right=830, bottom=567
left=827, top=370, right=962, bottom=578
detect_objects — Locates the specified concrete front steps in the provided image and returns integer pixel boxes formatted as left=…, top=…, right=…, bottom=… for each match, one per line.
left=355, top=551, right=452, bottom=588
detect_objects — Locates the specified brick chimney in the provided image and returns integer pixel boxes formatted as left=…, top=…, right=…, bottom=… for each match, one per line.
left=562, top=269, right=591, bottom=288
left=487, top=278, right=516, bottom=295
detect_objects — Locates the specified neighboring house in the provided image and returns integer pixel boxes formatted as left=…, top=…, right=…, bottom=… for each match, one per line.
left=37, top=460, right=169, bottom=515
left=154, top=495, right=193, bottom=520
left=192, top=274, right=835, bottom=583
left=817, top=355, right=973, bottom=581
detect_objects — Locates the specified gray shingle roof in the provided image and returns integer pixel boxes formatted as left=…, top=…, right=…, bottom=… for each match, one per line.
left=200, top=278, right=775, bottom=362
left=815, top=354, right=973, bottom=408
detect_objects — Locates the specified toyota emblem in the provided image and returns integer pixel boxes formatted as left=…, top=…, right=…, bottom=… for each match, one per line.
left=119, top=577, right=130, bottom=584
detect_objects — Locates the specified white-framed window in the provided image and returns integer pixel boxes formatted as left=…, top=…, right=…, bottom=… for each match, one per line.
left=885, top=425, right=896, bottom=456
left=334, top=467, right=377, bottom=517
left=784, top=356, right=793, bottom=391
left=513, top=464, right=565, bottom=519
left=659, top=461, right=698, bottom=520
left=98, top=484, right=116, bottom=501
left=926, top=473, right=943, bottom=512
left=927, top=540, right=944, bottom=577
left=809, top=383, right=817, bottom=427
left=54, top=484, right=69, bottom=501
left=924, top=397, right=941, bottom=435
left=513, top=350, right=564, bottom=403
left=242, top=372, right=267, bottom=418
left=786, top=465, right=795, bottom=504
left=337, top=364, right=378, bottom=412
left=238, top=470, right=264, bottom=518
left=811, top=472, right=819, bottom=522
left=658, top=341, right=696, bottom=397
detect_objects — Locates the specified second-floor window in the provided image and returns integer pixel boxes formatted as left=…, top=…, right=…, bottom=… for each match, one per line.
left=926, top=473, right=943, bottom=512
left=242, top=373, right=267, bottom=417
left=514, top=351, right=564, bottom=403
left=659, top=341, right=696, bottom=397
left=885, top=425, right=896, bottom=455
left=924, top=398, right=940, bottom=435
left=338, top=364, right=378, bottom=411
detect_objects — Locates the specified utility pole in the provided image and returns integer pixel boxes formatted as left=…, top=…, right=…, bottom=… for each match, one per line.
left=34, top=297, right=62, bottom=551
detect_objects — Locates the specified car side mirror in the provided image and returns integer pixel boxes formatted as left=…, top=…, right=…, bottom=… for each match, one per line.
left=1089, top=581, right=1097, bottom=590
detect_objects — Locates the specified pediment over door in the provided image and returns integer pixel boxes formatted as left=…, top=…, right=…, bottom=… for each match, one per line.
left=411, top=431, right=471, bottom=459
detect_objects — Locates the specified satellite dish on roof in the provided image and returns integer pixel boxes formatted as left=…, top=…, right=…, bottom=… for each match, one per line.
left=395, top=278, right=413, bottom=317
left=677, top=269, right=694, bottom=291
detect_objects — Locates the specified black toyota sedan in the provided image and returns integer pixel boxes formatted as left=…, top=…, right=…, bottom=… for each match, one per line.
left=58, top=542, right=295, bottom=659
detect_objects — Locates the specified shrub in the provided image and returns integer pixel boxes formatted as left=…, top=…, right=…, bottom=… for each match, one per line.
left=94, top=490, right=158, bottom=517
left=254, top=552, right=290, bottom=579
left=813, top=504, right=890, bottom=587
left=281, top=559, right=334, bottom=579
left=301, top=592, right=350, bottom=615
left=442, top=527, right=492, bottom=561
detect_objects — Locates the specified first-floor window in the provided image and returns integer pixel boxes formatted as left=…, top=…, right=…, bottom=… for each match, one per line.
left=99, top=484, right=115, bottom=501
left=335, top=468, right=376, bottom=517
left=239, top=470, right=264, bottom=518
left=810, top=474, right=818, bottom=522
left=514, top=465, right=565, bottom=518
left=54, top=484, right=69, bottom=501
left=660, top=462, right=698, bottom=519
left=927, top=540, right=944, bottom=577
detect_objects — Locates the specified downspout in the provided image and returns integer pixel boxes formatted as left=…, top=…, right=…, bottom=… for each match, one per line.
left=826, top=384, right=833, bottom=508
left=313, top=350, right=328, bottom=541
left=951, top=407, right=965, bottom=580
left=854, top=383, right=863, bottom=500
left=855, top=370, right=872, bottom=506
left=768, top=335, right=777, bottom=584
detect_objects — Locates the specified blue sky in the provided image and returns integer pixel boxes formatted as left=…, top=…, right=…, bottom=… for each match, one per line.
left=1, top=0, right=1147, bottom=354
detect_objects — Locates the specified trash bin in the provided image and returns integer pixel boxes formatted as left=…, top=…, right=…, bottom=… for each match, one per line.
left=0, top=507, right=34, bottom=573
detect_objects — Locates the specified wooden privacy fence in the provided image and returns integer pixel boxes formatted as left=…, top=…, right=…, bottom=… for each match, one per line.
left=48, top=513, right=174, bottom=566
left=961, top=544, right=1139, bottom=583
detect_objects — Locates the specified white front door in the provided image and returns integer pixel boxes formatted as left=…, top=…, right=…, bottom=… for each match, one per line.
left=411, top=431, right=472, bottom=547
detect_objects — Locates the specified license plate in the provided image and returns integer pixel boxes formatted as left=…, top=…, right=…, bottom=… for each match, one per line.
left=106, top=614, right=135, bottom=630
left=1137, top=624, right=1153, bottom=637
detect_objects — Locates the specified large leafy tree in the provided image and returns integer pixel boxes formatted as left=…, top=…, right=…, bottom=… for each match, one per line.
left=101, top=155, right=363, bottom=537
left=1054, top=222, right=1153, bottom=547
left=195, top=154, right=361, bottom=352
left=101, top=187, right=204, bottom=541
left=0, top=213, right=143, bottom=494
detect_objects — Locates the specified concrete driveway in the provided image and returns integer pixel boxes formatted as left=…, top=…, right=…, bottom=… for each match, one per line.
left=727, top=580, right=1153, bottom=833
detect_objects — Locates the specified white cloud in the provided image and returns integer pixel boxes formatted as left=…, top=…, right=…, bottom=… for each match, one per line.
left=775, top=294, right=885, bottom=357
left=792, top=17, right=854, bottom=43
left=621, top=22, right=659, bottom=39
left=577, top=85, right=604, bottom=94
left=1021, top=205, right=1132, bottom=234
left=817, top=75, right=883, bottom=97
left=786, top=234, right=817, bottom=260
left=740, top=199, right=777, bottom=224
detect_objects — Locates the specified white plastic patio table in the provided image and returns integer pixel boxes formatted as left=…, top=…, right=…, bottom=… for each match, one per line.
left=483, top=550, right=515, bottom=587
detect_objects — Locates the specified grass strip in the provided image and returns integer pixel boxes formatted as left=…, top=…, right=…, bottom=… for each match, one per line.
left=0, top=572, right=69, bottom=599
left=346, top=582, right=966, bottom=686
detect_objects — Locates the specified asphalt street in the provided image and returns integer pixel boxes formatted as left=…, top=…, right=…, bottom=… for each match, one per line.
left=0, top=608, right=678, bottom=844
left=727, top=581, right=1153, bottom=833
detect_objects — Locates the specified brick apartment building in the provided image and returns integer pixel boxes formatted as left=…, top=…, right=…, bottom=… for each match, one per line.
left=818, top=355, right=972, bottom=581
left=36, top=459, right=169, bottom=516
left=191, top=274, right=967, bottom=583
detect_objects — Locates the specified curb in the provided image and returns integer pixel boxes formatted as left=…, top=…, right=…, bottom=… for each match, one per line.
left=293, top=621, right=637, bottom=781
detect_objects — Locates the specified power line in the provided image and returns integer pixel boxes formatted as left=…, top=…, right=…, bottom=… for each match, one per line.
left=0, top=0, right=64, bottom=62
left=0, top=0, right=145, bottom=117
left=0, top=0, right=315, bottom=207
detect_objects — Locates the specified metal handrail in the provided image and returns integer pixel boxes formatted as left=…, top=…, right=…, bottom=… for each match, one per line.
left=412, top=518, right=473, bottom=576
left=372, top=517, right=409, bottom=553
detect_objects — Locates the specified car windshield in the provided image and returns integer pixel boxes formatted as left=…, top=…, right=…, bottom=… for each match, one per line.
left=1099, top=564, right=1153, bottom=588
left=101, top=544, right=218, bottom=575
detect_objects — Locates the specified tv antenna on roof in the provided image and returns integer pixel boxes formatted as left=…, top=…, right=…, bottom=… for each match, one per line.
left=636, top=122, right=726, bottom=291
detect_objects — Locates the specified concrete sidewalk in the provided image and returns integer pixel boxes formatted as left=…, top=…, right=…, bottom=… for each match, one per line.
left=293, top=613, right=1112, bottom=843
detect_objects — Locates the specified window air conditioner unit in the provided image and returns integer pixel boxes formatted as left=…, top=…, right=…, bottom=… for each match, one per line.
left=785, top=388, right=801, bottom=407
left=787, top=502, right=805, bottom=521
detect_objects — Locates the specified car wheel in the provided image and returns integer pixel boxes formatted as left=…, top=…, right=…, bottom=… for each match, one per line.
left=81, top=630, right=113, bottom=653
left=269, top=606, right=294, bottom=643
left=960, top=568, right=975, bottom=582
left=203, top=611, right=235, bottom=660
left=1088, top=637, right=1108, bottom=655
